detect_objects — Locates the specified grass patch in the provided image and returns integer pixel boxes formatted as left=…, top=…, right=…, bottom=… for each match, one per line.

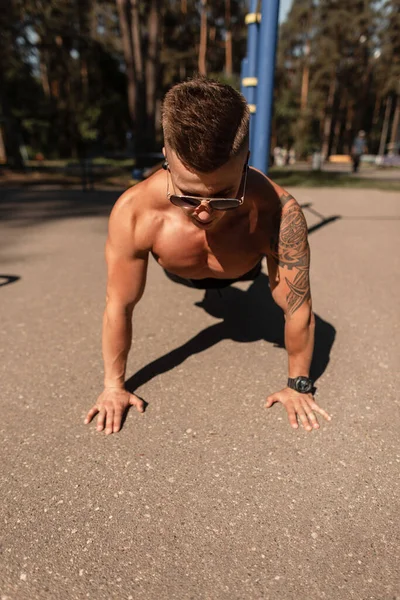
left=269, top=169, right=400, bottom=191
left=3, top=164, right=400, bottom=192
left=25, top=157, right=135, bottom=168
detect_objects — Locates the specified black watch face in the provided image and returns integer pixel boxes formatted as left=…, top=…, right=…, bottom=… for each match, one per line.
left=296, top=377, right=313, bottom=393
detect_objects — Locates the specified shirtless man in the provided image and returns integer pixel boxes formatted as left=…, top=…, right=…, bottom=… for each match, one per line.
left=84, top=77, right=331, bottom=435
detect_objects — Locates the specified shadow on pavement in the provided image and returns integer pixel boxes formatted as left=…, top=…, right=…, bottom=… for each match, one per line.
left=0, top=275, right=20, bottom=287
left=307, top=216, right=341, bottom=234
left=0, top=188, right=122, bottom=225
left=125, top=273, right=335, bottom=394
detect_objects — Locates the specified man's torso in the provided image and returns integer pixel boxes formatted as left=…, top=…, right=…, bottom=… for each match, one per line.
left=119, top=167, right=290, bottom=280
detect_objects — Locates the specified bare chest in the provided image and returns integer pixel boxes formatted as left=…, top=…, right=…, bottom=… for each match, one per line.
left=151, top=214, right=266, bottom=279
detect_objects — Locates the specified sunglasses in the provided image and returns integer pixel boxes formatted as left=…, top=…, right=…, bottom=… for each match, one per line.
left=165, top=161, right=248, bottom=211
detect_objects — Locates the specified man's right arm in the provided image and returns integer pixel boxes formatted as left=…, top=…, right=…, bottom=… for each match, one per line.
left=85, top=191, right=150, bottom=434
left=102, top=214, right=148, bottom=390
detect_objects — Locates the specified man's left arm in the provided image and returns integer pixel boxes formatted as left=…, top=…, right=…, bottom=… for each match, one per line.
left=265, top=193, right=331, bottom=431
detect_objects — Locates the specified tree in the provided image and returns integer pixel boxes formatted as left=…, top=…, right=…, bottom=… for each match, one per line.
left=276, top=0, right=380, bottom=158
left=198, top=0, right=208, bottom=75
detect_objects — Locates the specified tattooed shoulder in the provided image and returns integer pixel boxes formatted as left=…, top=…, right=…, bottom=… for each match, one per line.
left=279, top=192, right=296, bottom=207
left=272, top=201, right=311, bottom=315
left=269, top=202, right=309, bottom=270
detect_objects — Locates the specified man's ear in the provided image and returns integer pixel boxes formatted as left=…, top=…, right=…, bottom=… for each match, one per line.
left=162, top=147, right=169, bottom=170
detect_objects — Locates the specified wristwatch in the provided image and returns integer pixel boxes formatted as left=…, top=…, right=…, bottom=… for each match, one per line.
left=287, top=376, right=313, bottom=394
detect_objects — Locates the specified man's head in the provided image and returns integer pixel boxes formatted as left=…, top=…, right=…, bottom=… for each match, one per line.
left=162, top=76, right=250, bottom=173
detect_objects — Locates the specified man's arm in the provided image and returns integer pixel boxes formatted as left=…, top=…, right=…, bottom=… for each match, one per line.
left=265, top=193, right=331, bottom=431
left=102, top=214, right=148, bottom=390
left=85, top=191, right=150, bottom=434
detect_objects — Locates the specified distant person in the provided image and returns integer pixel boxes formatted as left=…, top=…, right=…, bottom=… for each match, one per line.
left=288, top=147, right=296, bottom=166
left=273, top=145, right=284, bottom=167
left=351, top=130, right=368, bottom=173
left=84, top=77, right=331, bottom=435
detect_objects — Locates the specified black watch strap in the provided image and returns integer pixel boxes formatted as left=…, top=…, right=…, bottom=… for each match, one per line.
left=287, top=376, right=314, bottom=394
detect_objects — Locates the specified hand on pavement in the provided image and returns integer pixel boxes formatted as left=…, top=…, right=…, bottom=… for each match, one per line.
left=266, top=387, right=331, bottom=431
left=84, top=388, right=145, bottom=435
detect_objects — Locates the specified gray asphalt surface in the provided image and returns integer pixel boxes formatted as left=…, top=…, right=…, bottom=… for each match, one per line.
left=1, top=184, right=399, bottom=600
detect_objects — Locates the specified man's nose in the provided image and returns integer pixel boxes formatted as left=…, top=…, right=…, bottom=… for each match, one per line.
left=195, top=200, right=212, bottom=213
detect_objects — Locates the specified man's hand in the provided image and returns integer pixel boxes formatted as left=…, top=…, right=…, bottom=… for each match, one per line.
left=84, top=388, right=145, bottom=435
left=266, top=387, right=331, bottom=431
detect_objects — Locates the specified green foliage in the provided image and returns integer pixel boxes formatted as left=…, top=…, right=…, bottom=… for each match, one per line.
left=1, top=0, right=399, bottom=162
left=77, top=107, right=101, bottom=141
left=275, top=0, right=398, bottom=157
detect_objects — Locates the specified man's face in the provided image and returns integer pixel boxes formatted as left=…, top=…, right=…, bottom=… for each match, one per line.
left=164, top=148, right=249, bottom=231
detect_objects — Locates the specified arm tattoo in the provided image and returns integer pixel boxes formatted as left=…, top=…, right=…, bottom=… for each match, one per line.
left=270, top=200, right=311, bottom=316
left=280, top=192, right=296, bottom=207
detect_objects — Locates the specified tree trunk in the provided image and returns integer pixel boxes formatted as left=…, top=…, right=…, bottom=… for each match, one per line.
left=321, top=76, right=337, bottom=159
left=389, top=95, right=400, bottom=149
left=331, top=93, right=346, bottom=155
left=179, top=0, right=187, bottom=79
left=198, top=0, right=207, bottom=76
left=116, top=0, right=136, bottom=125
left=0, top=71, right=24, bottom=167
left=300, top=39, right=310, bottom=112
left=225, top=0, right=232, bottom=77
left=378, top=95, right=392, bottom=156
left=300, top=1, right=312, bottom=113
left=145, top=0, right=160, bottom=147
left=372, top=95, right=381, bottom=128
left=130, top=0, right=144, bottom=84
left=0, top=125, right=6, bottom=163
left=344, top=100, right=355, bottom=154
left=80, top=59, right=89, bottom=101
left=130, top=0, right=146, bottom=147
left=77, top=1, right=90, bottom=102
left=39, top=45, right=51, bottom=98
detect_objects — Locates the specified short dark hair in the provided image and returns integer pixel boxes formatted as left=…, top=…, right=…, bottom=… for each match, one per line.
left=162, top=76, right=249, bottom=173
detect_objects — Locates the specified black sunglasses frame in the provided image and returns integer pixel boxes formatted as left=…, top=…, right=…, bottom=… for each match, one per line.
left=166, top=162, right=248, bottom=212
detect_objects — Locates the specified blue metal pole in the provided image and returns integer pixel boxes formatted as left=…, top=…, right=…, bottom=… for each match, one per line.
left=240, top=58, right=250, bottom=100
left=241, top=0, right=260, bottom=161
left=252, top=0, right=281, bottom=174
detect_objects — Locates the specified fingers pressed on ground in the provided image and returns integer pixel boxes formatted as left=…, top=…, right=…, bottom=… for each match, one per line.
left=296, top=405, right=312, bottom=431
left=113, top=409, right=124, bottom=433
left=84, top=406, right=99, bottom=424
left=266, top=395, right=276, bottom=408
left=131, top=395, right=145, bottom=412
left=286, top=406, right=298, bottom=429
left=303, top=404, right=320, bottom=429
left=96, top=409, right=106, bottom=431
left=310, top=402, right=332, bottom=421
left=105, top=408, right=115, bottom=435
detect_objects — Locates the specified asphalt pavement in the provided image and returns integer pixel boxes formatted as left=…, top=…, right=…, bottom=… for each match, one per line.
left=1, top=184, right=399, bottom=600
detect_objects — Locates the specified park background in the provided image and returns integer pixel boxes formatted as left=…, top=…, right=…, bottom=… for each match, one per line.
left=1, top=3, right=400, bottom=600
left=0, top=0, right=399, bottom=179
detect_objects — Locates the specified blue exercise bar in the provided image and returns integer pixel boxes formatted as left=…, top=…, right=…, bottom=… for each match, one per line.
left=243, top=0, right=260, bottom=159
left=242, top=0, right=280, bottom=174
left=240, top=57, right=250, bottom=100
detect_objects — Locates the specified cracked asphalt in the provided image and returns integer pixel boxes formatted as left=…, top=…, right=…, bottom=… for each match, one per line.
left=1, top=184, right=399, bottom=600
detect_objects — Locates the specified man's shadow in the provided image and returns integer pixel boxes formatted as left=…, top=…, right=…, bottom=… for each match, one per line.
left=125, top=272, right=336, bottom=396
left=0, top=275, right=20, bottom=288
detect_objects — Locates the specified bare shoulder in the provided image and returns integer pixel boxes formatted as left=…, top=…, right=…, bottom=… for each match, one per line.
left=249, top=167, right=298, bottom=212
left=249, top=168, right=305, bottom=250
left=268, top=184, right=309, bottom=263
left=108, top=171, right=165, bottom=255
